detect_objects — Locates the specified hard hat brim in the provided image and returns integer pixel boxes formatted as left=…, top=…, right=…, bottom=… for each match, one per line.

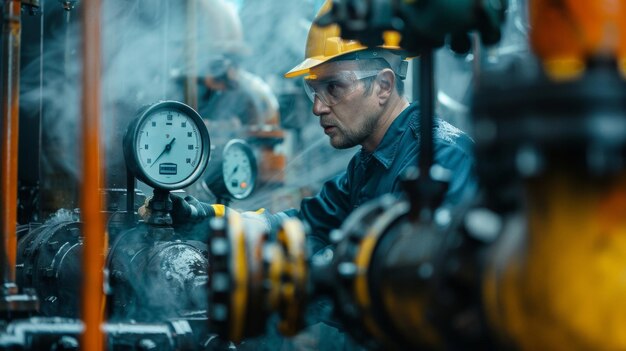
left=284, top=43, right=372, bottom=78
left=284, top=46, right=408, bottom=79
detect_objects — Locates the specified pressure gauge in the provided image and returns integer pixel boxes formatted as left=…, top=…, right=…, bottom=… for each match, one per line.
left=204, top=139, right=257, bottom=200
left=123, top=101, right=211, bottom=190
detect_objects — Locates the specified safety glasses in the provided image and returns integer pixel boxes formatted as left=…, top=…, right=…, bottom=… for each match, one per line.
left=303, top=70, right=380, bottom=106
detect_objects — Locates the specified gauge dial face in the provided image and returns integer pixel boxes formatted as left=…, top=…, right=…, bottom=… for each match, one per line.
left=222, top=141, right=256, bottom=199
left=124, top=101, right=210, bottom=190
left=136, top=110, right=202, bottom=185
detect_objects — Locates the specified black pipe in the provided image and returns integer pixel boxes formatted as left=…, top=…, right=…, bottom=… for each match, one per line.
left=418, top=50, right=435, bottom=181
left=126, top=170, right=135, bottom=225
left=0, top=318, right=199, bottom=350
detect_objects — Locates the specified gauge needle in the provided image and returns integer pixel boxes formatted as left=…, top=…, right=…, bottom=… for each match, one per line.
left=228, top=165, right=239, bottom=179
left=150, top=137, right=176, bottom=167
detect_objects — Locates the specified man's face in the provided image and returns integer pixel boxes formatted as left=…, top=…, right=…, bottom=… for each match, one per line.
left=307, top=61, right=382, bottom=149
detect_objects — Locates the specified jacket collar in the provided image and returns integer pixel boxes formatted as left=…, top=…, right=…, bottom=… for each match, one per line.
left=361, top=102, right=417, bottom=169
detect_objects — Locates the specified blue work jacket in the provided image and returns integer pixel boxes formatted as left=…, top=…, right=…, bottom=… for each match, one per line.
left=275, top=102, right=477, bottom=254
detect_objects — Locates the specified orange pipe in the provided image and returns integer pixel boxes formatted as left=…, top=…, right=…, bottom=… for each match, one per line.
left=80, top=0, right=105, bottom=350
left=1, top=0, right=22, bottom=284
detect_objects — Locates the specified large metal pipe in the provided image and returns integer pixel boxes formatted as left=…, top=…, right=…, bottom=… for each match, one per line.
left=80, top=0, right=105, bottom=349
left=1, top=0, right=22, bottom=286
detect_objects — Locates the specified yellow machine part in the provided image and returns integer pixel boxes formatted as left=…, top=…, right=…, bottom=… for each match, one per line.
left=228, top=210, right=248, bottom=343
left=529, top=0, right=626, bottom=80
left=484, top=171, right=626, bottom=350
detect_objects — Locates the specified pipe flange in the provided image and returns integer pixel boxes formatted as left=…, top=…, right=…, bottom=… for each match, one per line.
left=274, top=219, right=307, bottom=336
left=207, top=215, right=232, bottom=339
left=331, top=195, right=409, bottom=348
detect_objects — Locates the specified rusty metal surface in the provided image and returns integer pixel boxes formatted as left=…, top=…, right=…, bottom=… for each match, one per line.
left=1, top=0, right=22, bottom=285
left=79, top=0, right=105, bottom=349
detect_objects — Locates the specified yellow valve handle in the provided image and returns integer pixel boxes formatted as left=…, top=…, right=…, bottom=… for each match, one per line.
left=211, top=204, right=226, bottom=218
left=209, top=205, right=264, bottom=218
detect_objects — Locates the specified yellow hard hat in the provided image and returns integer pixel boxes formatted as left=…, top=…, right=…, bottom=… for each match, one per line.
left=284, top=0, right=405, bottom=79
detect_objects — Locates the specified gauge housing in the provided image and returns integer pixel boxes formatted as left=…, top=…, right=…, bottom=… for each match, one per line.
left=123, top=101, right=211, bottom=190
left=203, top=139, right=257, bottom=200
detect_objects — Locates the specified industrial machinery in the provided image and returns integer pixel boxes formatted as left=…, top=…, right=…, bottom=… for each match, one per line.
left=202, top=1, right=626, bottom=350
left=2, top=0, right=267, bottom=348
left=15, top=101, right=214, bottom=323
left=5, top=0, right=626, bottom=350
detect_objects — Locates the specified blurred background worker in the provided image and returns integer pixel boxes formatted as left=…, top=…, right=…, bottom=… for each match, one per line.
left=183, top=0, right=288, bottom=201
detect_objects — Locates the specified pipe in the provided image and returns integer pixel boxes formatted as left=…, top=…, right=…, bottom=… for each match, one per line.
left=418, top=50, right=434, bottom=182
left=184, top=0, right=198, bottom=110
left=1, top=0, right=22, bottom=286
left=80, top=0, right=105, bottom=349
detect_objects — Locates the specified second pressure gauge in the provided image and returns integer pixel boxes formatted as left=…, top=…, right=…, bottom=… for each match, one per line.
left=204, top=139, right=257, bottom=200
left=123, top=101, right=211, bottom=190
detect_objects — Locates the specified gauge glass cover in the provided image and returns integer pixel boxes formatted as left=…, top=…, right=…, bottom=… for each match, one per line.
left=133, top=106, right=206, bottom=187
left=222, top=142, right=255, bottom=198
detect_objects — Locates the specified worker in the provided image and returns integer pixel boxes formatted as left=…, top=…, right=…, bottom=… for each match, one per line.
left=188, top=0, right=287, bottom=198
left=167, top=0, right=476, bottom=256
left=148, top=1, right=477, bottom=349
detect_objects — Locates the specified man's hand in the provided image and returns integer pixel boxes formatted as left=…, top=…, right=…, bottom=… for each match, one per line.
left=170, top=194, right=220, bottom=223
left=138, top=194, right=271, bottom=236
left=139, top=194, right=222, bottom=225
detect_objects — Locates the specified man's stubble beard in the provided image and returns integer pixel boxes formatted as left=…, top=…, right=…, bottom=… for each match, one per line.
left=330, top=113, right=379, bottom=150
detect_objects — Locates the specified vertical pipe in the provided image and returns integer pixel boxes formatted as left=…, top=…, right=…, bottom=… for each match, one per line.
left=126, top=171, right=134, bottom=225
left=418, top=50, right=435, bottom=184
left=1, top=0, right=22, bottom=285
left=80, top=0, right=105, bottom=349
left=185, top=0, right=198, bottom=110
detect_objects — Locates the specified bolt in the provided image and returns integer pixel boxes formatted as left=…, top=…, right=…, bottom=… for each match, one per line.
left=211, top=273, right=230, bottom=292
left=329, top=229, right=344, bottom=243
left=54, top=336, right=79, bottom=350
left=137, top=339, right=157, bottom=351
left=47, top=241, right=60, bottom=251
left=40, top=267, right=54, bottom=278
left=211, top=238, right=228, bottom=256
left=210, top=217, right=226, bottom=231
left=337, top=262, right=357, bottom=279
left=211, top=303, right=228, bottom=321
left=112, top=270, right=124, bottom=280
left=418, top=263, right=433, bottom=280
